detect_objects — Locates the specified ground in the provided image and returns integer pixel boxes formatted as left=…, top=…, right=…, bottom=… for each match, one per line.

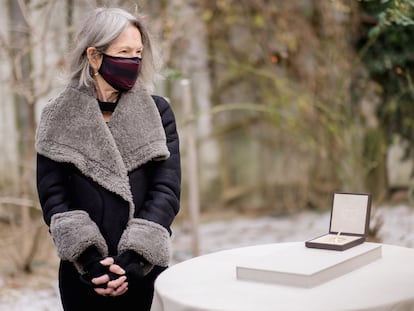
left=0, top=204, right=413, bottom=310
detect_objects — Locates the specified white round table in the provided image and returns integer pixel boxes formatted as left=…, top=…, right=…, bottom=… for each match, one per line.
left=151, top=242, right=414, bottom=311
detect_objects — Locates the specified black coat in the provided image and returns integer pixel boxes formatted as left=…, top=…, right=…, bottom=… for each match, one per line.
left=36, top=83, right=181, bottom=311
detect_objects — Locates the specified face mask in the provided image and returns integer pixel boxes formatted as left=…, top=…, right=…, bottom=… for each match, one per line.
left=98, top=53, right=142, bottom=92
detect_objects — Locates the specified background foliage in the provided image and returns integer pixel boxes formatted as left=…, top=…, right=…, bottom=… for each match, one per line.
left=358, top=0, right=414, bottom=155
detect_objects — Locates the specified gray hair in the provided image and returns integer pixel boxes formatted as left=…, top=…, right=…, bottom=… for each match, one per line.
left=68, top=7, right=162, bottom=92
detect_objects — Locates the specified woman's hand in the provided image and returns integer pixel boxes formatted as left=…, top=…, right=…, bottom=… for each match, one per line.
left=92, top=257, right=129, bottom=296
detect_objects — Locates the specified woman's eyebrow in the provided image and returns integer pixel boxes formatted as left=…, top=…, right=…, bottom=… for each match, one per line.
left=116, top=45, right=143, bottom=50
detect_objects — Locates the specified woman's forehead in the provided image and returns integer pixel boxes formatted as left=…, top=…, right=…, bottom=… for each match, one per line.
left=110, top=24, right=143, bottom=49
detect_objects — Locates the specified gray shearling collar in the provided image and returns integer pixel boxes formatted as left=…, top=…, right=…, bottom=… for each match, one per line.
left=35, top=81, right=170, bottom=217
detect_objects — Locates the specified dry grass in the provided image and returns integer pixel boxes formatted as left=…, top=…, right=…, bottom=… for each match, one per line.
left=0, top=221, right=59, bottom=290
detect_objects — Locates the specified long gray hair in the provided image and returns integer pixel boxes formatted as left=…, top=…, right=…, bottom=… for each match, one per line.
left=68, top=7, right=161, bottom=92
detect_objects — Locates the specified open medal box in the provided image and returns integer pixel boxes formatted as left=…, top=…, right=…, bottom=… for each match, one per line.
left=305, top=192, right=372, bottom=251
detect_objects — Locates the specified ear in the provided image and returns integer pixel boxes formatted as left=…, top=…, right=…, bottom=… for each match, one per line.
left=86, top=47, right=102, bottom=72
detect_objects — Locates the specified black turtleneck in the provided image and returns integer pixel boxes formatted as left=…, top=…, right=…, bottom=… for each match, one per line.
left=98, top=100, right=117, bottom=113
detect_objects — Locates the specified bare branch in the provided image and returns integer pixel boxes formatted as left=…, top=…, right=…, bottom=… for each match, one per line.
left=0, top=196, right=38, bottom=208
left=16, top=0, right=33, bottom=30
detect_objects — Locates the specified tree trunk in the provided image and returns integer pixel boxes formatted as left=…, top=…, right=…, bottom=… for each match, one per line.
left=167, top=0, right=219, bottom=202
left=8, top=0, right=36, bottom=272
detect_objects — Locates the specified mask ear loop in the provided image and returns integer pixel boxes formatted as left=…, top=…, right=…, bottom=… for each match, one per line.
left=91, top=48, right=103, bottom=78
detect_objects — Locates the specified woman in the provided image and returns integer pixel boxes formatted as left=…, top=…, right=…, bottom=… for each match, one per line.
left=35, top=7, right=181, bottom=311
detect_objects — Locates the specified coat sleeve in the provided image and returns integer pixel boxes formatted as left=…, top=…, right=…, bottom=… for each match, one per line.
left=117, top=96, right=181, bottom=268
left=36, top=154, right=108, bottom=266
left=36, top=154, right=71, bottom=225
left=135, top=95, right=181, bottom=228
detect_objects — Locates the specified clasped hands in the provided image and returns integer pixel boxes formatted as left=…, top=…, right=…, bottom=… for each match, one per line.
left=79, top=248, right=146, bottom=297
left=90, top=256, right=129, bottom=297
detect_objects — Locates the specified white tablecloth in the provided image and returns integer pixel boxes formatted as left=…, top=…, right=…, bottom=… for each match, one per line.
left=151, top=242, right=414, bottom=311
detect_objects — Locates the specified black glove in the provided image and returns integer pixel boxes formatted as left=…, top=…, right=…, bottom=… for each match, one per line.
left=78, top=246, right=118, bottom=288
left=113, top=250, right=146, bottom=285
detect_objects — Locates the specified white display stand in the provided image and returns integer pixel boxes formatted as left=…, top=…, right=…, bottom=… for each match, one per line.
left=151, top=243, right=414, bottom=311
left=236, top=242, right=381, bottom=288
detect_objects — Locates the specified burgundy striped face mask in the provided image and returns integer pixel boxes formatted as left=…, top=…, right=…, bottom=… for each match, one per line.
left=98, top=53, right=142, bottom=92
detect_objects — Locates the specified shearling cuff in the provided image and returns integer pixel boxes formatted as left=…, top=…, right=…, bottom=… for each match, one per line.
left=118, top=218, right=171, bottom=267
left=50, top=210, right=108, bottom=264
